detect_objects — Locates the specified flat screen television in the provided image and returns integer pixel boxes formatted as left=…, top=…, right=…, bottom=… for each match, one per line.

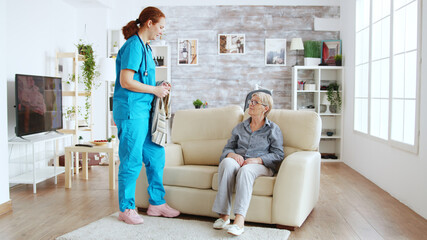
left=15, top=74, right=63, bottom=137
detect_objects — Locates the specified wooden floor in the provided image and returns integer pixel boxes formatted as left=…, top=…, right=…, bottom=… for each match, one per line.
left=0, top=163, right=426, bottom=240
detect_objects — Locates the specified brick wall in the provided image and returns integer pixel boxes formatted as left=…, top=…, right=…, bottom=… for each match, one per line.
left=160, top=5, right=340, bottom=112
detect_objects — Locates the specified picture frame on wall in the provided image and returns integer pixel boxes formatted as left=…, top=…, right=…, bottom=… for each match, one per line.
left=265, top=39, right=287, bottom=66
left=321, top=40, right=342, bottom=65
left=178, top=39, right=198, bottom=65
left=218, top=34, right=245, bottom=55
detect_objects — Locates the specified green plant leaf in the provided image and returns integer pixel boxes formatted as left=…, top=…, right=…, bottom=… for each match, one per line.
left=303, top=41, right=321, bottom=58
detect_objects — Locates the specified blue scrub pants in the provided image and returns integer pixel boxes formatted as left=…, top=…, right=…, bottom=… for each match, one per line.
left=115, top=117, right=166, bottom=212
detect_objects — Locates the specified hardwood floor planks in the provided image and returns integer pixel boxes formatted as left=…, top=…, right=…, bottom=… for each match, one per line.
left=0, top=163, right=426, bottom=240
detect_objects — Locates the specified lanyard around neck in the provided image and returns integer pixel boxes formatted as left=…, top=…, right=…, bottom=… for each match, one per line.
left=136, top=35, right=151, bottom=76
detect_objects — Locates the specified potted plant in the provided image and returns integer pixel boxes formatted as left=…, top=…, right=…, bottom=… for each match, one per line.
left=193, top=99, right=203, bottom=109
left=107, top=135, right=116, bottom=147
left=110, top=83, right=115, bottom=93
left=64, top=106, right=76, bottom=129
left=112, top=41, right=119, bottom=54
left=303, top=41, right=321, bottom=66
left=63, top=73, right=76, bottom=91
left=75, top=40, right=100, bottom=124
left=78, top=136, right=84, bottom=144
left=334, top=54, right=342, bottom=66
left=327, top=82, right=342, bottom=113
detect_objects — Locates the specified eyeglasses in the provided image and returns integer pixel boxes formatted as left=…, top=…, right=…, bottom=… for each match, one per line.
left=248, top=100, right=266, bottom=106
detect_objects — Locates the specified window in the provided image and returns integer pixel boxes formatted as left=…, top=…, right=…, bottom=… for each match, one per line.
left=354, top=0, right=420, bottom=152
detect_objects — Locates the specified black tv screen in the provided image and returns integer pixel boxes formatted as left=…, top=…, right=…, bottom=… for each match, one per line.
left=15, top=74, right=63, bottom=137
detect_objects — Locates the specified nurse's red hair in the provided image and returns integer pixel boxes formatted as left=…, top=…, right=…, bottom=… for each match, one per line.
left=122, top=7, right=165, bottom=40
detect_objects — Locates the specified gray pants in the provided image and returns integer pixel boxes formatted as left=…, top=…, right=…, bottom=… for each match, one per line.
left=212, top=157, right=274, bottom=218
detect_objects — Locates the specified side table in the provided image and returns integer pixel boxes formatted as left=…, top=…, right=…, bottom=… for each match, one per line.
left=65, top=145, right=115, bottom=190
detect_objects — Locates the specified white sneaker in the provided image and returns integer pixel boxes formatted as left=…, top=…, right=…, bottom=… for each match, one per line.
left=213, top=218, right=230, bottom=229
left=227, top=224, right=244, bottom=236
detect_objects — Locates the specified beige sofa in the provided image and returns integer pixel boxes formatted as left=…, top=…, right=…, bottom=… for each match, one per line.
left=135, top=105, right=321, bottom=228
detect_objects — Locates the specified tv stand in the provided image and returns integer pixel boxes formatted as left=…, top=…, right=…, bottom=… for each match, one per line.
left=8, top=133, right=73, bottom=193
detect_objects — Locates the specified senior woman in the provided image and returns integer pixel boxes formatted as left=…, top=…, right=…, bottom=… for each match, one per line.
left=212, top=92, right=285, bottom=236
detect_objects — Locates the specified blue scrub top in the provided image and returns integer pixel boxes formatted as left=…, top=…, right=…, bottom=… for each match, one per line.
left=113, top=35, right=156, bottom=120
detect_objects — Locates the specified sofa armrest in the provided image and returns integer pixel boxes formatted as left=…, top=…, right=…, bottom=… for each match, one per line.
left=165, top=143, right=184, bottom=166
left=272, top=151, right=321, bottom=227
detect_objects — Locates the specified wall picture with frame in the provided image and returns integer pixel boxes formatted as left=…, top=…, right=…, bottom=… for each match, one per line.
left=265, top=38, right=287, bottom=66
left=218, top=34, right=245, bottom=55
left=321, top=40, right=342, bottom=65
left=178, top=39, right=198, bottom=65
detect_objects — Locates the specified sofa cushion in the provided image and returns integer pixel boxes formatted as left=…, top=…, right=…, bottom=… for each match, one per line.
left=180, top=139, right=228, bottom=166
left=212, top=173, right=276, bottom=196
left=172, top=105, right=243, bottom=143
left=164, top=165, right=218, bottom=189
left=171, top=106, right=243, bottom=165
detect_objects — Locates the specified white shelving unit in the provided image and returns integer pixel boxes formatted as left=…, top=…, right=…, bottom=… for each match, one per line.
left=292, top=66, right=344, bottom=162
left=108, top=30, right=125, bottom=58
left=151, top=44, right=171, bottom=83
left=107, top=30, right=171, bottom=82
left=106, top=80, right=117, bottom=140
left=8, top=132, right=73, bottom=193
left=55, top=51, right=94, bottom=143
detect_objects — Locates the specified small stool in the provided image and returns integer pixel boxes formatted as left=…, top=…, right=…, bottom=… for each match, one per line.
left=65, top=145, right=115, bottom=190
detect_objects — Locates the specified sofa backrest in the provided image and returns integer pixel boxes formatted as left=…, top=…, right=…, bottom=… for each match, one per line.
left=244, top=109, right=321, bottom=156
left=171, top=105, right=244, bottom=165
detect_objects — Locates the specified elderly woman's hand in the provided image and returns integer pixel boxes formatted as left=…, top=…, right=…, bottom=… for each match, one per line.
left=242, top=158, right=263, bottom=166
left=227, top=152, right=244, bottom=166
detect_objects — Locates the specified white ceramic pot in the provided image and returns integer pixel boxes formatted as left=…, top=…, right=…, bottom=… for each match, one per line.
left=304, top=57, right=321, bottom=66
left=66, top=120, right=75, bottom=129
left=62, top=81, right=75, bottom=91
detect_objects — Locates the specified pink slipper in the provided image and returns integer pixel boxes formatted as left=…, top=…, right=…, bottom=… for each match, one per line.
left=147, top=203, right=180, bottom=218
left=118, top=209, right=144, bottom=224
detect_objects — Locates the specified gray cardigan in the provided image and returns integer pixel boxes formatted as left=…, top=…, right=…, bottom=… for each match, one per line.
left=220, top=117, right=285, bottom=173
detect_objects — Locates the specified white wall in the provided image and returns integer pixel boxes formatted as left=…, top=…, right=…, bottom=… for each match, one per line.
left=5, top=0, right=87, bottom=180
left=74, top=8, right=109, bottom=141
left=6, top=0, right=78, bottom=138
left=0, top=0, right=11, bottom=205
left=341, top=0, right=427, bottom=219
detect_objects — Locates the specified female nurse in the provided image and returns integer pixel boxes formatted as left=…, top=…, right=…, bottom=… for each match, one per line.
left=113, top=6, right=179, bottom=225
